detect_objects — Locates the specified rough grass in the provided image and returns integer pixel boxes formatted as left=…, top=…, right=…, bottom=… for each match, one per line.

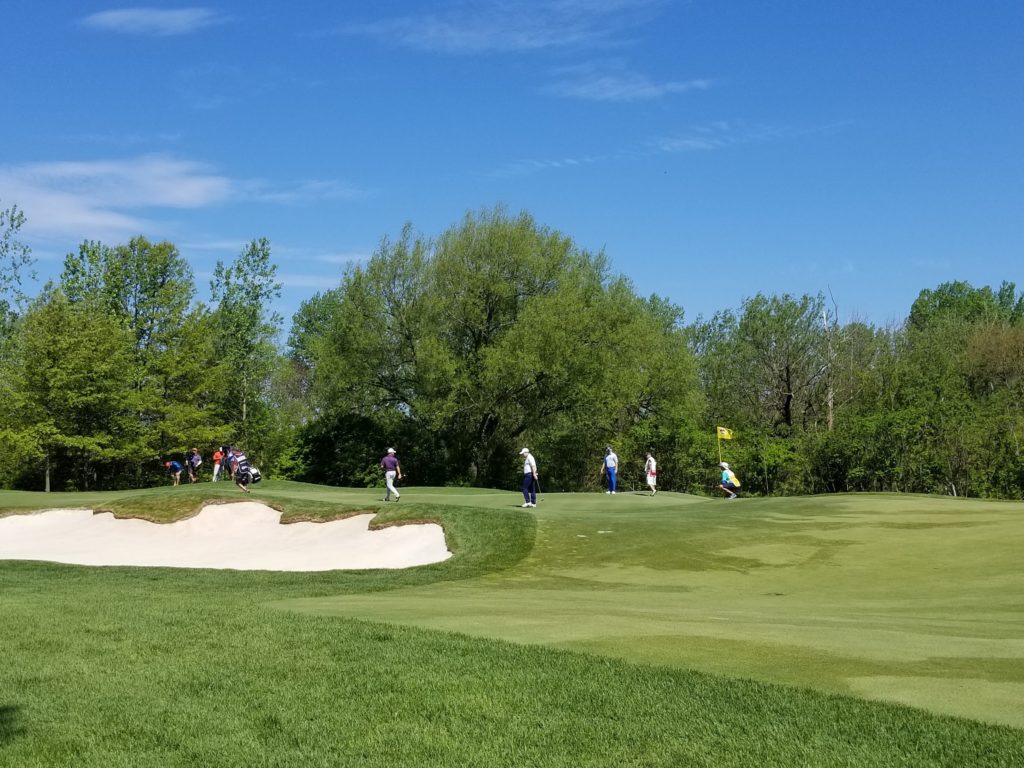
left=1, top=482, right=1022, bottom=766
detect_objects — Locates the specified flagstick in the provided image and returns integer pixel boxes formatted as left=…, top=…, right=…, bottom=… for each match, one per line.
left=717, top=434, right=722, bottom=463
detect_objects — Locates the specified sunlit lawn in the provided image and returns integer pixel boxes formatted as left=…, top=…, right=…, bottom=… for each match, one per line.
left=1, top=481, right=1021, bottom=766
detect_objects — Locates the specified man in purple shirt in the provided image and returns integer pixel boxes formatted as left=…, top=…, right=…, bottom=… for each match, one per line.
left=380, top=448, right=402, bottom=502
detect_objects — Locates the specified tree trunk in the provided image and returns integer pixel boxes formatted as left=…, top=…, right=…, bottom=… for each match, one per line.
left=45, top=453, right=51, bottom=493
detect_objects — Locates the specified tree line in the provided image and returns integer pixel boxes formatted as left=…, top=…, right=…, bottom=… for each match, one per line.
left=1, top=202, right=1022, bottom=497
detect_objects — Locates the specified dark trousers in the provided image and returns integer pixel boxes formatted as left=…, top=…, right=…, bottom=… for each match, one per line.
left=522, top=474, right=536, bottom=504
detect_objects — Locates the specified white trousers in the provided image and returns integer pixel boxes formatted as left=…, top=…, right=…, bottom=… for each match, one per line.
left=385, top=470, right=400, bottom=499
left=213, top=463, right=221, bottom=482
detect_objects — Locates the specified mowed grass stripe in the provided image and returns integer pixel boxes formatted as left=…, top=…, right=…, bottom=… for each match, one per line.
left=0, top=565, right=1021, bottom=767
left=1, top=482, right=1023, bottom=765
left=277, top=489, right=1024, bottom=728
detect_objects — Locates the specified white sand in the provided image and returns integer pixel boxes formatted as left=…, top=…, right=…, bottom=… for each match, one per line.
left=0, top=502, right=452, bottom=571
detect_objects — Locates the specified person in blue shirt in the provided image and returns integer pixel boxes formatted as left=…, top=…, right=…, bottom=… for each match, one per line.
left=165, top=460, right=182, bottom=486
left=719, top=462, right=741, bottom=499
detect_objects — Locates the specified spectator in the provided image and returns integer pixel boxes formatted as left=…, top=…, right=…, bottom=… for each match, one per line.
left=212, top=447, right=224, bottom=482
left=165, top=460, right=182, bottom=486
left=187, top=448, right=202, bottom=483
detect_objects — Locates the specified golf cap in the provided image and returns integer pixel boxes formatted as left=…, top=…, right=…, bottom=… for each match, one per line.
left=387, top=447, right=396, bottom=454
left=720, top=462, right=729, bottom=469
left=520, top=448, right=530, bottom=455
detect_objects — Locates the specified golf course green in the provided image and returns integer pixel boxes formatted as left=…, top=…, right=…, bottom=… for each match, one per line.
left=282, top=487, right=1024, bottom=728
left=1, top=481, right=1022, bottom=766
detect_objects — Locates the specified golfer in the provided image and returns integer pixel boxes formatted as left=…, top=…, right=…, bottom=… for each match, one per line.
left=645, top=452, right=657, bottom=495
left=719, top=462, right=741, bottom=499
left=381, top=448, right=402, bottom=502
left=602, top=446, right=619, bottom=494
left=520, top=448, right=538, bottom=508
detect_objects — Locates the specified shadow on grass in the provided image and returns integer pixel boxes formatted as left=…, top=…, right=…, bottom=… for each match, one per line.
left=0, top=705, right=22, bottom=744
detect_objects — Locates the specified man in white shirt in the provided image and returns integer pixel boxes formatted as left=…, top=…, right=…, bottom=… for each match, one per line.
left=520, top=448, right=538, bottom=507
left=603, top=446, right=619, bottom=494
left=645, top=452, right=657, bottom=495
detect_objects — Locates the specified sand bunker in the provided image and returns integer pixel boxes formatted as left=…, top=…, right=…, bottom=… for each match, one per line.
left=0, top=502, right=451, bottom=571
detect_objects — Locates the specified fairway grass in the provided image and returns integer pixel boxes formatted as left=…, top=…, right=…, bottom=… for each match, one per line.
left=1, top=482, right=1022, bottom=766
left=279, top=489, right=1024, bottom=729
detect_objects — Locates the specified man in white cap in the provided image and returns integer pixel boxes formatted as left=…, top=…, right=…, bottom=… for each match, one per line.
left=644, top=452, right=657, bottom=495
left=602, top=446, right=619, bottom=494
left=380, top=448, right=402, bottom=501
left=520, top=448, right=538, bottom=507
left=718, top=461, right=740, bottom=499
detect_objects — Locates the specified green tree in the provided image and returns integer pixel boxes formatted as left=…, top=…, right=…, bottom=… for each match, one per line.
left=1, top=288, right=138, bottom=490
left=209, top=238, right=283, bottom=460
left=0, top=203, right=35, bottom=355
left=908, top=280, right=1022, bottom=330
left=0, top=203, right=35, bottom=313
left=298, top=208, right=704, bottom=489
left=698, top=293, right=829, bottom=432
left=59, top=237, right=221, bottom=481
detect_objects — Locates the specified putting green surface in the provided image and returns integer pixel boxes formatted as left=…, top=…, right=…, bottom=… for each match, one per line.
left=276, top=489, right=1024, bottom=728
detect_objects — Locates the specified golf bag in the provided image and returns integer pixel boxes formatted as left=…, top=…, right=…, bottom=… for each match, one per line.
left=248, top=466, right=262, bottom=484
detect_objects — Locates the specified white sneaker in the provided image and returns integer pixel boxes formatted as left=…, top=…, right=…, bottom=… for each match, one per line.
left=611, top=491, right=616, bottom=495
left=529, top=502, right=537, bottom=507
left=605, top=491, right=611, bottom=494
left=521, top=503, right=530, bottom=507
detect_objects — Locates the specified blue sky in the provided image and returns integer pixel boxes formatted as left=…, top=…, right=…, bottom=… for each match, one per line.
left=2, top=1, right=1022, bottom=330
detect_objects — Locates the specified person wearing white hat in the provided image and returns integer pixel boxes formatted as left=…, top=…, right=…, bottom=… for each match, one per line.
left=602, top=446, right=619, bottom=494
left=380, top=448, right=402, bottom=502
left=520, top=448, right=538, bottom=507
left=644, top=452, right=657, bottom=495
left=718, top=461, right=740, bottom=499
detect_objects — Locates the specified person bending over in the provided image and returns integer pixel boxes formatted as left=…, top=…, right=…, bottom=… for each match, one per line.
left=719, top=462, right=741, bottom=499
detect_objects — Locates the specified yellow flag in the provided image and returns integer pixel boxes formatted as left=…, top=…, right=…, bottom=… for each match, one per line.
left=716, top=426, right=734, bottom=440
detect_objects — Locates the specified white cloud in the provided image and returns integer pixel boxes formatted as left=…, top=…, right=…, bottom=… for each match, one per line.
left=654, top=120, right=851, bottom=154
left=489, top=119, right=849, bottom=178
left=277, top=273, right=343, bottom=290
left=489, top=154, right=607, bottom=178
left=342, top=0, right=663, bottom=54
left=239, top=179, right=369, bottom=204
left=546, top=64, right=711, bottom=101
left=0, top=155, right=365, bottom=243
left=0, top=156, right=232, bottom=241
left=81, top=7, right=225, bottom=36
left=654, top=122, right=780, bottom=153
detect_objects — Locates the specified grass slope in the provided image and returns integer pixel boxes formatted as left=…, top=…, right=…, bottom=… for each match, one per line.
left=0, top=481, right=1021, bottom=766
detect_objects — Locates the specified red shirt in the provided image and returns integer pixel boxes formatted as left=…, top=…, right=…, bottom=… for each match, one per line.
left=213, top=451, right=224, bottom=465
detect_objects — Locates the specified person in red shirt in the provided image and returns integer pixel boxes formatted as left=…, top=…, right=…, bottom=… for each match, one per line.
left=212, top=448, right=225, bottom=482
